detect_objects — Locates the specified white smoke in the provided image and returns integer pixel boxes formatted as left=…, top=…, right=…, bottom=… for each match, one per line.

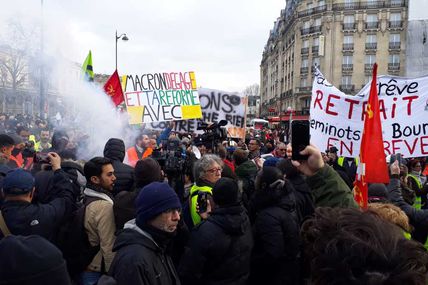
left=0, top=7, right=137, bottom=160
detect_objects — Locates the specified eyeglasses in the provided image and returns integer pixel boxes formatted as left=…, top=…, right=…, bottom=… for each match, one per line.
left=279, top=149, right=286, bottom=151
left=206, top=167, right=222, bottom=174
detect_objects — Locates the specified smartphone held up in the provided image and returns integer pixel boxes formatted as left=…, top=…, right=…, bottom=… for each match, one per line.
left=291, top=120, right=310, bottom=161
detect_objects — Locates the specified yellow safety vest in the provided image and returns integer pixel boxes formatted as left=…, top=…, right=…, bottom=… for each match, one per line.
left=189, top=184, right=212, bottom=226
left=338, top=156, right=359, bottom=167
left=408, top=174, right=423, bottom=210
left=403, top=231, right=412, bottom=240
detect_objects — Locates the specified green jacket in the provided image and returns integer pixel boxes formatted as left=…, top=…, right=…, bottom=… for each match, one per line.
left=235, top=161, right=258, bottom=179
left=306, top=165, right=358, bottom=209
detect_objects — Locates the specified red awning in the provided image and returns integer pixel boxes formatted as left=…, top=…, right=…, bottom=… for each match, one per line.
left=280, top=115, right=310, bottom=121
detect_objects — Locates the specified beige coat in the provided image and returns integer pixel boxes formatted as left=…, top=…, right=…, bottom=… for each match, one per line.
left=84, top=188, right=116, bottom=272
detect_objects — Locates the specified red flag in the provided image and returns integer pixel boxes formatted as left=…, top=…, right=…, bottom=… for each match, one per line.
left=353, top=174, right=368, bottom=209
left=103, top=70, right=124, bottom=106
left=354, top=63, right=389, bottom=208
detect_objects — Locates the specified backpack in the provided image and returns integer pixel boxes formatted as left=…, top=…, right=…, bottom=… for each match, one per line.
left=56, top=196, right=103, bottom=278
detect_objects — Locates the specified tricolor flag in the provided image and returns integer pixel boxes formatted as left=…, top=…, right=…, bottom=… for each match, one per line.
left=354, top=63, right=389, bottom=209
left=103, top=70, right=125, bottom=106
left=82, top=50, right=94, bottom=82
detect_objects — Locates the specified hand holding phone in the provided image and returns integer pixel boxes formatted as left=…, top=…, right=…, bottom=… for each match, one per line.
left=197, top=192, right=208, bottom=214
left=291, top=120, right=310, bottom=160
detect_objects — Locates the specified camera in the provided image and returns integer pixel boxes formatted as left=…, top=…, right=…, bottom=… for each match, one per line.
left=152, top=138, right=186, bottom=174
left=196, top=120, right=228, bottom=150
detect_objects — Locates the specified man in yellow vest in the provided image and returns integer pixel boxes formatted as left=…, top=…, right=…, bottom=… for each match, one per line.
left=34, top=129, right=52, bottom=152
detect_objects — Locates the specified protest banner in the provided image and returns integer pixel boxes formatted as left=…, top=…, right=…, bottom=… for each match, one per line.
left=123, top=71, right=202, bottom=124
left=149, top=88, right=247, bottom=139
left=310, top=68, right=428, bottom=158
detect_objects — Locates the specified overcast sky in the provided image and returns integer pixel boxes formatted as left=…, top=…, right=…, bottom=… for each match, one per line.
left=0, top=0, right=285, bottom=92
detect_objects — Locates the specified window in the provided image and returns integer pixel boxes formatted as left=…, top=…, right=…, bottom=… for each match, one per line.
left=344, top=35, right=354, bottom=44
left=342, top=76, right=352, bottom=85
left=304, top=98, right=311, bottom=108
left=301, top=78, right=308, bottom=87
left=303, top=21, right=310, bottom=29
left=390, top=12, right=401, bottom=22
left=314, top=18, right=322, bottom=27
left=343, top=55, right=353, bottom=65
left=313, top=57, right=320, bottom=68
left=344, top=15, right=355, bottom=24
left=302, top=58, right=309, bottom=68
left=313, top=37, right=319, bottom=46
left=367, top=14, right=378, bottom=23
left=390, top=33, right=401, bottom=43
left=391, top=0, right=403, bottom=6
left=389, top=54, right=400, bottom=64
left=318, top=0, right=325, bottom=6
left=367, top=0, right=377, bottom=8
left=365, top=76, right=371, bottom=84
left=365, top=55, right=376, bottom=64
left=366, top=34, right=377, bottom=43
left=303, top=39, right=309, bottom=48
left=390, top=12, right=402, bottom=27
left=344, top=0, right=355, bottom=8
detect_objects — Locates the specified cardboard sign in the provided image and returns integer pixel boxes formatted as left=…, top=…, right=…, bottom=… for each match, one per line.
left=123, top=72, right=202, bottom=124
left=149, top=88, right=247, bottom=139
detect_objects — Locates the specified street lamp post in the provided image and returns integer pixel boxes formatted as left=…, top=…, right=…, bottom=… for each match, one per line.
left=115, top=30, right=129, bottom=70
left=287, top=106, right=293, bottom=142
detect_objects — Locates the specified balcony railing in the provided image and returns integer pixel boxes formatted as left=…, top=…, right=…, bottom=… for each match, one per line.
left=343, top=43, right=354, bottom=51
left=298, top=5, right=327, bottom=17
left=297, top=86, right=311, bottom=93
left=311, top=26, right=322, bottom=33
left=365, top=22, right=379, bottom=29
left=343, top=23, right=356, bottom=30
left=333, top=1, right=406, bottom=11
left=365, top=64, right=375, bottom=72
left=365, top=42, right=377, bottom=50
left=388, top=63, right=400, bottom=71
left=312, top=46, right=319, bottom=54
left=301, top=28, right=310, bottom=35
left=389, top=21, right=403, bottom=28
left=339, top=84, right=355, bottom=93
left=301, top=47, right=309, bottom=55
left=300, top=67, right=309, bottom=74
left=342, top=64, right=354, bottom=72
left=389, top=42, right=401, bottom=50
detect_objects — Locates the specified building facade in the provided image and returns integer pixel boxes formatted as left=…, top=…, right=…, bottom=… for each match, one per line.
left=260, top=0, right=408, bottom=123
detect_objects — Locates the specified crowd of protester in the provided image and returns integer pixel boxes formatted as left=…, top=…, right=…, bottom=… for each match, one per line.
left=0, top=114, right=428, bottom=285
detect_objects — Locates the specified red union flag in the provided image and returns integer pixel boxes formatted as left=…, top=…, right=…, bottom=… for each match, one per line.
left=103, top=70, right=124, bottom=106
left=354, top=63, right=389, bottom=208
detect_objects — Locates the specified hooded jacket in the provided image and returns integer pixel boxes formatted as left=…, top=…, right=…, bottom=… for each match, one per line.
left=103, top=138, right=135, bottom=195
left=109, top=220, right=181, bottom=285
left=250, top=181, right=301, bottom=285
left=179, top=205, right=253, bottom=285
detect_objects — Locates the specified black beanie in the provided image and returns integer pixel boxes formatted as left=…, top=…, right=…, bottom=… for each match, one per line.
left=368, top=183, right=388, bottom=203
left=135, top=158, right=163, bottom=188
left=0, top=235, right=71, bottom=285
left=212, top=177, right=239, bottom=207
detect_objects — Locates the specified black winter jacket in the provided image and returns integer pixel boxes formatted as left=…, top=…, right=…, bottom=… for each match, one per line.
left=0, top=169, right=78, bottom=241
left=388, top=176, right=428, bottom=243
left=250, top=184, right=301, bottom=285
left=288, top=175, right=315, bottom=223
left=103, top=138, right=135, bottom=195
left=179, top=205, right=253, bottom=285
left=109, top=221, right=181, bottom=285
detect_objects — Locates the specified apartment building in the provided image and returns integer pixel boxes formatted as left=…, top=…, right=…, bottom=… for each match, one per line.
left=260, top=0, right=408, bottom=122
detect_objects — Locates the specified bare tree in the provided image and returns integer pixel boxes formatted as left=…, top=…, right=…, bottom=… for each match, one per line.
left=243, top=83, right=260, bottom=97
left=0, top=19, right=39, bottom=91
